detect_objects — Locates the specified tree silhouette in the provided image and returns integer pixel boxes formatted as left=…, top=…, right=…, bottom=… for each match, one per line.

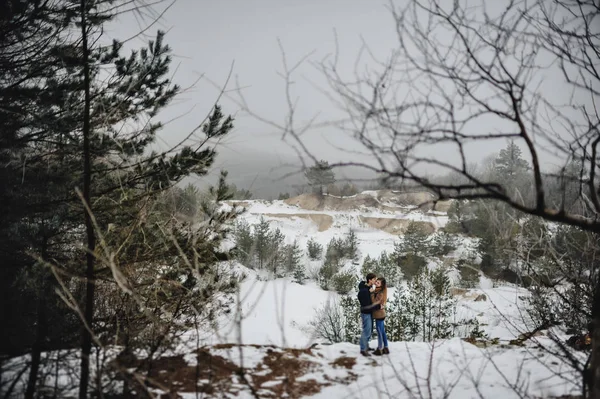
left=304, top=160, right=335, bottom=195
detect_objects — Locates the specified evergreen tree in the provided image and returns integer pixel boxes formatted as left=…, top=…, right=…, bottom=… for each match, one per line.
left=360, top=255, right=378, bottom=276
left=0, top=1, right=237, bottom=396
left=307, top=238, right=323, bottom=260
left=228, top=183, right=253, bottom=200
left=292, top=261, right=307, bottom=285
left=233, top=220, right=254, bottom=266
left=318, top=261, right=340, bottom=290
left=386, top=287, right=411, bottom=341
left=284, top=240, right=303, bottom=276
left=0, top=3, right=85, bottom=388
left=392, top=245, right=427, bottom=281
left=401, top=222, right=431, bottom=255
left=493, top=141, right=532, bottom=205
left=304, top=160, right=335, bottom=194
left=340, top=295, right=361, bottom=343
left=343, top=229, right=359, bottom=261
left=494, top=141, right=529, bottom=179
left=386, top=268, right=456, bottom=342
left=378, top=251, right=402, bottom=287
left=361, top=251, right=401, bottom=287
left=430, top=231, right=457, bottom=257
left=253, top=217, right=272, bottom=269
left=268, top=228, right=286, bottom=276
left=332, top=270, right=358, bottom=294
left=324, top=237, right=344, bottom=269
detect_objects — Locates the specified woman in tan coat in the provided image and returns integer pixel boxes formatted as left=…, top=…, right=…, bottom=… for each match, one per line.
left=370, top=278, right=389, bottom=355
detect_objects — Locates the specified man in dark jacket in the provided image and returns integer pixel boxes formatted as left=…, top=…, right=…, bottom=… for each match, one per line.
left=357, top=273, right=380, bottom=356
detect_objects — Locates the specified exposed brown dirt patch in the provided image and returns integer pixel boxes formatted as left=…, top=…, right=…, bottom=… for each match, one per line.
left=330, top=356, right=356, bottom=369
left=115, top=345, right=356, bottom=398
left=284, top=190, right=451, bottom=212
left=252, top=347, right=323, bottom=398
left=450, top=288, right=484, bottom=300
left=432, top=200, right=453, bottom=212
left=114, top=349, right=242, bottom=397
left=450, top=287, right=468, bottom=296
left=284, top=193, right=380, bottom=211
left=360, top=216, right=436, bottom=234
left=263, top=213, right=333, bottom=232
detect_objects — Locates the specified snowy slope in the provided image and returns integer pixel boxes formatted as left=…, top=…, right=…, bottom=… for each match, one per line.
left=2, top=275, right=582, bottom=399
left=168, top=274, right=579, bottom=399
left=2, top=192, right=583, bottom=399
left=230, top=193, right=456, bottom=276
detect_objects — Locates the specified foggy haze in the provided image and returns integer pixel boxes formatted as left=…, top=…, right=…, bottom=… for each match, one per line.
left=112, top=0, right=582, bottom=198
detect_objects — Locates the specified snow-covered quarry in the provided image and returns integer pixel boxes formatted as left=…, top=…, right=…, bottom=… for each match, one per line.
left=2, top=191, right=586, bottom=398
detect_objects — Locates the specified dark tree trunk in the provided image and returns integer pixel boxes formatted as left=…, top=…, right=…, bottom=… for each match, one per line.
left=78, top=0, right=96, bottom=397
left=590, top=277, right=600, bottom=399
left=25, top=287, right=48, bottom=399
left=25, top=240, right=49, bottom=399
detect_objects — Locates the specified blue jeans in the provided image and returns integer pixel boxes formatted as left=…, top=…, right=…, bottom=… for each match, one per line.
left=360, top=313, right=372, bottom=351
left=375, top=319, right=388, bottom=349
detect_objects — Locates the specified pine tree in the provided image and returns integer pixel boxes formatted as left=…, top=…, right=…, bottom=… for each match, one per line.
left=343, top=229, right=359, bottom=261
left=386, top=287, right=409, bottom=341
left=0, top=2, right=237, bottom=396
left=307, top=238, right=323, bottom=260
left=430, top=231, right=457, bottom=257
left=324, top=237, right=344, bottom=269
left=233, top=220, right=254, bottom=266
left=284, top=241, right=303, bottom=276
left=318, top=262, right=340, bottom=290
left=361, top=251, right=401, bottom=287
left=332, top=271, right=358, bottom=294
left=386, top=269, right=456, bottom=342
left=176, top=184, right=200, bottom=219
left=293, top=260, right=307, bottom=285
left=340, top=295, right=361, bottom=343
left=392, top=247, right=427, bottom=281
left=494, top=141, right=529, bottom=178
left=378, top=251, right=402, bottom=287
left=360, top=255, right=378, bottom=277
left=458, top=260, right=480, bottom=288
left=402, top=222, right=431, bottom=255
left=269, top=228, right=286, bottom=276
left=304, top=160, right=336, bottom=194
left=253, top=217, right=272, bottom=269
left=0, top=3, right=85, bottom=391
left=429, top=268, right=455, bottom=339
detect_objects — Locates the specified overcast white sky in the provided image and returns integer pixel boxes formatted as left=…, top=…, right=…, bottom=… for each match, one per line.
left=108, top=0, right=403, bottom=194
left=109, top=0, right=590, bottom=197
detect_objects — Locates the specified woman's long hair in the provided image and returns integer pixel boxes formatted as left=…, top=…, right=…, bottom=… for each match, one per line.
left=377, top=278, right=388, bottom=303
left=378, top=278, right=387, bottom=289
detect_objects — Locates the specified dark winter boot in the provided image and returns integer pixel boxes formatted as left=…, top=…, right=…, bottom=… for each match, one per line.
left=360, top=351, right=371, bottom=357
left=383, top=347, right=390, bottom=355
left=373, top=349, right=383, bottom=356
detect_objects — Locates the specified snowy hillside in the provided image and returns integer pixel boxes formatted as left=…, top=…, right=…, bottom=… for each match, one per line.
left=182, top=191, right=581, bottom=398
left=226, top=190, right=454, bottom=267
left=2, top=191, right=585, bottom=398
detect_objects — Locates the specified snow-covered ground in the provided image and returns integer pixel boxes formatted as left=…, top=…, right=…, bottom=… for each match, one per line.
left=204, top=338, right=581, bottom=399
left=1, top=192, right=585, bottom=398
left=2, top=274, right=583, bottom=399
left=198, top=275, right=532, bottom=349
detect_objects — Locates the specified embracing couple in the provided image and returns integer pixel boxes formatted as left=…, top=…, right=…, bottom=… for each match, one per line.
left=357, top=273, right=389, bottom=357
